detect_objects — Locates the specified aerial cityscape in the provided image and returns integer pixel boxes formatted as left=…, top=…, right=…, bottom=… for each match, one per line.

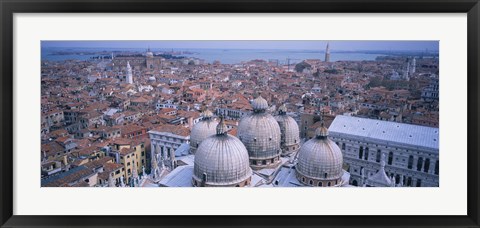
left=40, top=41, right=439, bottom=187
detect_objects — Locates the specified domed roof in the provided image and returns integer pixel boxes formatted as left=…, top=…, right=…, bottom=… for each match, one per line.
left=146, top=48, right=154, bottom=58
left=193, top=117, right=252, bottom=186
left=296, top=125, right=344, bottom=181
left=189, top=109, right=218, bottom=153
left=274, top=106, right=300, bottom=152
left=237, top=112, right=281, bottom=160
left=251, top=95, right=268, bottom=111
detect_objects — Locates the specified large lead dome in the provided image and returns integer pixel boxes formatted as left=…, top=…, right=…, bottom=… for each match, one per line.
left=192, top=117, right=252, bottom=187
left=237, top=95, right=282, bottom=170
left=274, top=104, right=300, bottom=156
left=189, top=109, right=218, bottom=154
left=296, top=124, right=344, bottom=187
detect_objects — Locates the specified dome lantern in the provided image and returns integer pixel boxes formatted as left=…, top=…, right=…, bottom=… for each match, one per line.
left=251, top=95, right=269, bottom=113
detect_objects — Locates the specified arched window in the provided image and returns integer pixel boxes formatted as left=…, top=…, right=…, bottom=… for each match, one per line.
left=309, top=180, right=313, bottom=185
left=324, top=173, right=328, bottom=178
left=434, top=160, right=439, bottom=175
left=352, top=180, right=358, bottom=186
left=417, top=157, right=424, bottom=171
left=364, top=147, right=369, bottom=160
left=424, top=158, right=430, bottom=173
left=376, top=150, right=381, bottom=162
left=359, top=146, right=364, bottom=159
left=407, top=155, right=414, bottom=169
left=388, top=152, right=393, bottom=165
left=302, top=177, right=306, bottom=183
left=318, top=182, right=323, bottom=186
left=327, top=182, right=331, bottom=186
left=416, top=179, right=422, bottom=187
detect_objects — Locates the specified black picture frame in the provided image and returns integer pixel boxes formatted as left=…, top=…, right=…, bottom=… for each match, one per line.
left=1, top=0, right=479, bottom=227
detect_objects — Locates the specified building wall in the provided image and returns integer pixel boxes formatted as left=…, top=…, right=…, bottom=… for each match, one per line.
left=300, top=113, right=320, bottom=139
left=149, top=132, right=190, bottom=170
left=329, top=133, right=439, bottom=187
left=118, top=143, right=146, bottom=183
left=216, top=107, right=249, bottom=120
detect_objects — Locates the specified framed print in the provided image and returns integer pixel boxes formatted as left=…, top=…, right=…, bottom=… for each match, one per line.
left=1, top=0, right=479, bottom=227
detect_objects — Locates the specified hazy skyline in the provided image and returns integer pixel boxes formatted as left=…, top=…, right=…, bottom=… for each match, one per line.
left=42, top=40, right=439, bottom=52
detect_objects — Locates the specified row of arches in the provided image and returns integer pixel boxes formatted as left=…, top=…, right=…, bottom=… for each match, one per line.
left=407, top=155, right=439, bottom=174
left=300, top=176, right=338, bottom=187
left=355, top=145, right=439, bottom=175
left=351, top=175, right=424, bottom=187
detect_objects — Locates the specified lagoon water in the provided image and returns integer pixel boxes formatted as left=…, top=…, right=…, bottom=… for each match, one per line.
left=42, top=47, right=384, bottom=64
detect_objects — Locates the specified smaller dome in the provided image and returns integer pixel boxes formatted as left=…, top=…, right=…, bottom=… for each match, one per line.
left=146, top=48, right=154, bottom=57
left=251, top=96, right=268, bottom=111
left=296, top=124, right=343, bottom=186
left=189, top=110, right=218, bottom=154
left=274, top=107, right=300, bottom=156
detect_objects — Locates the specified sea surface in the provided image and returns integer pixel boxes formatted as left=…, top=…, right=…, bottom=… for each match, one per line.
left=41, top=47, right=385, bottom=64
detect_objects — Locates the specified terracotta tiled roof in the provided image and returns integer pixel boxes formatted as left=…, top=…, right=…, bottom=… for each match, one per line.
left=151, top=124, right=191, bottom=137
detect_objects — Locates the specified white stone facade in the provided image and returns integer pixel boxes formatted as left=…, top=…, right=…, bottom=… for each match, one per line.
left=329, top=115, right=439, bottom=187
left=149, top=131, right=190, bottom=170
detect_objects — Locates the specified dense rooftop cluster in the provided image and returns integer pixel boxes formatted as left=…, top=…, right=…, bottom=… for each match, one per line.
left=40, top=48, right=439, bottom=187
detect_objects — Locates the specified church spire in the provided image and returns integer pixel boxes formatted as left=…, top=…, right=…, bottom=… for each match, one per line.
left=126, top=61, right=133, bottom=84
left=324, top=42, right=331, bottom=62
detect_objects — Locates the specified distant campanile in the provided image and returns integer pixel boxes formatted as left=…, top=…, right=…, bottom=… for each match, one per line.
left=126, top=61, right=133, bottom=84
left=324, top=42, right=331, bottom=62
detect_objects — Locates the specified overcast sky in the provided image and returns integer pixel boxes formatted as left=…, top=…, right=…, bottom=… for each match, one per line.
left=42, top=40, right=439, bottom=52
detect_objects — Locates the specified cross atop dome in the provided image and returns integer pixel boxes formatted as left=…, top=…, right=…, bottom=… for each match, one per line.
left=216, top=116, right=228, bottom=135
left=278, top=104, right=287, bottom=115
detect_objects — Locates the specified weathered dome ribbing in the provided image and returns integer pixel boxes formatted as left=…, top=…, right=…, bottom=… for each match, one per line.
left=193, top=117, right=252, bottom=187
